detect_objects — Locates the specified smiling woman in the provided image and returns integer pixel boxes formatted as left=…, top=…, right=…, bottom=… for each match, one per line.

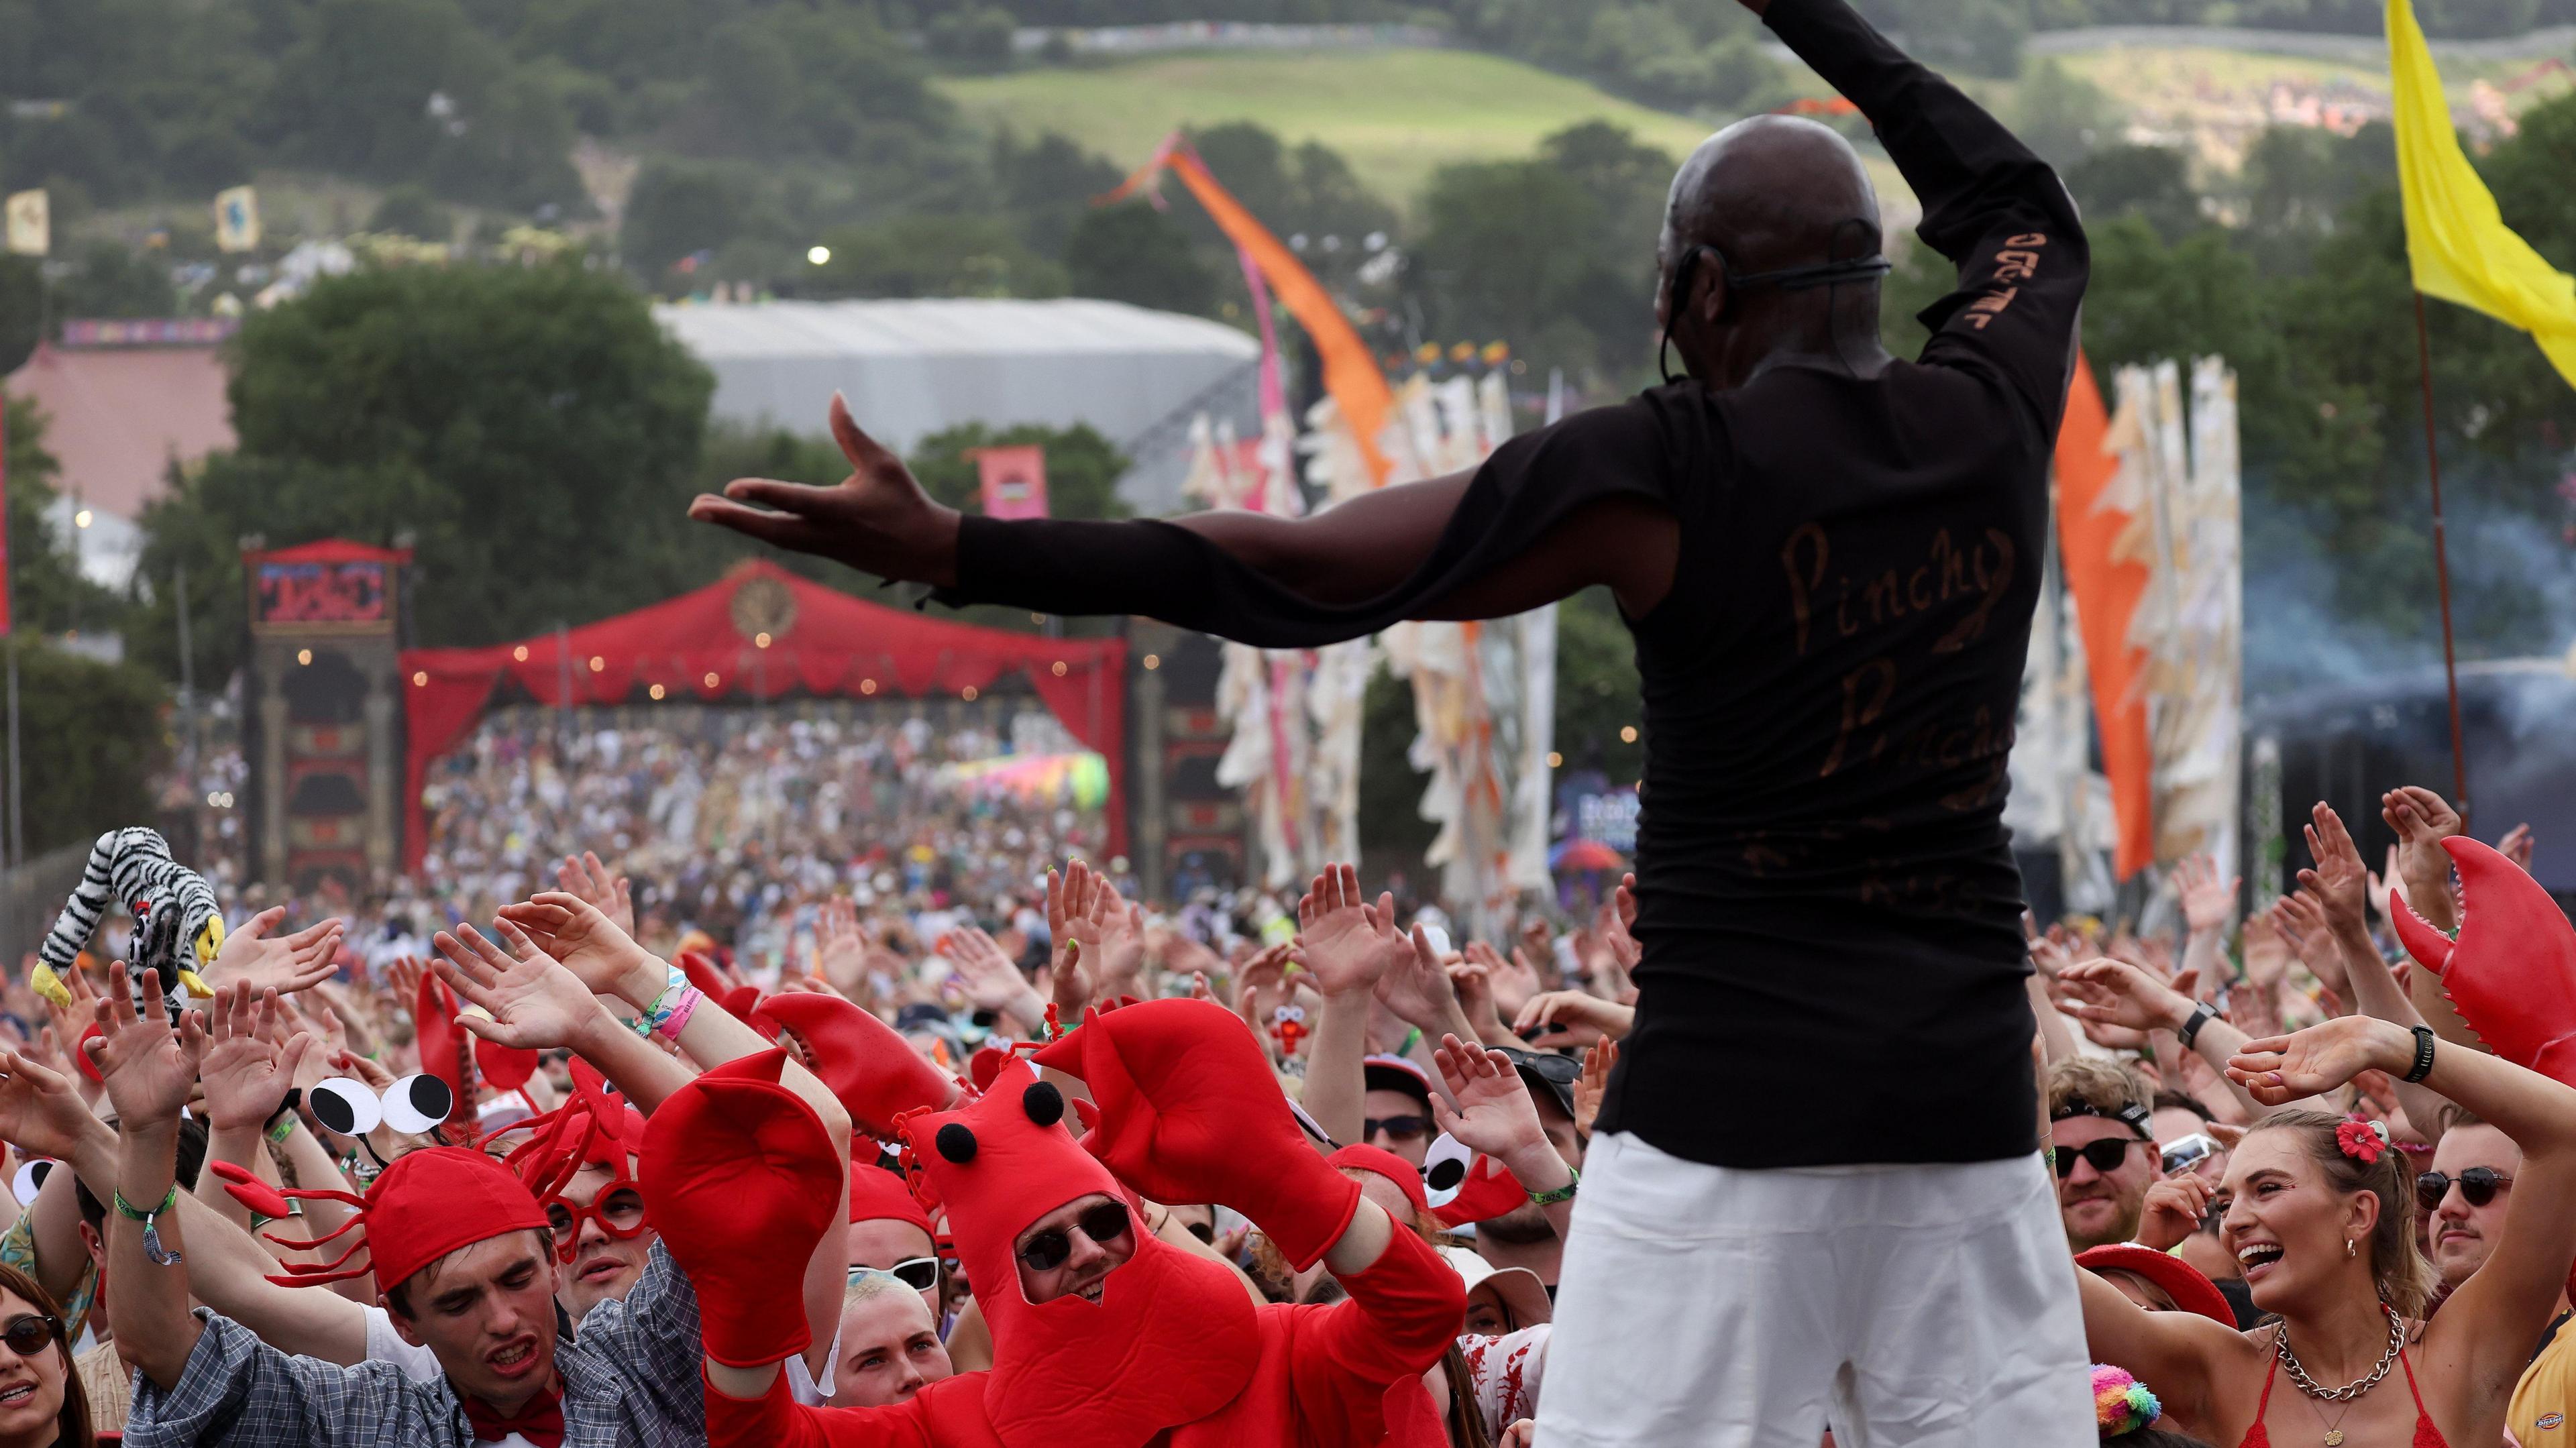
left=0, top=1262, right=89, bottom=1448
left=2080, top=1013, right=2576, bottom=1448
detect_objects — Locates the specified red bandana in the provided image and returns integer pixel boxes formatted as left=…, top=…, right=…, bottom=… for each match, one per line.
left=463, top=1383, right=564, bottom=1447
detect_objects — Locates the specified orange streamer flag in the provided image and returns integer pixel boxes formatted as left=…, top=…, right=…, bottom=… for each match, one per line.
left=1103, top=135, right=1395, bottom=487
left=2054, top=351, right=2155, bottom=879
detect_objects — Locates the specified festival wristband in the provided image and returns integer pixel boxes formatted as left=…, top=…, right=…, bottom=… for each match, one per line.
left=1526, top=1166, right=1579, bottom=1207
left=264, top=1088, right=303, bottom=1143
left=630, top=964, right=689, bottom=1038
left=2176, top=1003, right=2216, bottom=1051
left=1399, top=1027, right=1422, bottom=1058
left=115, top=1184, right=184, bottom=1266
left=655, top=986, right=704, bottom=1041
left=2402, top=1024, right=2438, bottom=1084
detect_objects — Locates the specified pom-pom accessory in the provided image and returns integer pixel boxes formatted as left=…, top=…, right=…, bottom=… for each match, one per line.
left=2091, top=1363, right=2160, bottom=1437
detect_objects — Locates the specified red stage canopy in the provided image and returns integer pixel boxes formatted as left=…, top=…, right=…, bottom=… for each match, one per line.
left=398, top=560, right=1126, bottom=871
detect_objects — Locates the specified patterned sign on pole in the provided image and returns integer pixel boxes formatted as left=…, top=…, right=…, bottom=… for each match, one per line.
left=3, top=190, right=46, bottom=257
left=970, top=445, right=1049, bottom=520
left=214, top=186, right=261, bottom=254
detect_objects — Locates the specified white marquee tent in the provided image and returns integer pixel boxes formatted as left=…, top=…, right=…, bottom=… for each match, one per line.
left=655, top=298, right=1260, bottom=509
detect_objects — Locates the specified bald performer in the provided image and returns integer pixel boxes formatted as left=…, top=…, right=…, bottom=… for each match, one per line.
left=692, top=0, right=2090, bottom=1437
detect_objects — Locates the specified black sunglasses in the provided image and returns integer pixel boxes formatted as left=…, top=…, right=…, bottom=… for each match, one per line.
left=2418, top=1166, right=2514, bottom=1211
left=1364, top=1115, right=1432, bottom=1144
left=0, top=1313, right=58, bottom=1358
left=1017, top=1201, right=1131, bottom=1272
left=2051, top=1138, right=2145, bottom=1178
left=1505, top=1051, right=1582, bottom=1083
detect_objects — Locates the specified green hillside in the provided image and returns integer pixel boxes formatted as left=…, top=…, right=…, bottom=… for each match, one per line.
left=938, top=49, right=1727, bottom=214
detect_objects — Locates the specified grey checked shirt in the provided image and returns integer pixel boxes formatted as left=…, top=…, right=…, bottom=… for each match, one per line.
left=123, top=1241, right=705, bottom=1448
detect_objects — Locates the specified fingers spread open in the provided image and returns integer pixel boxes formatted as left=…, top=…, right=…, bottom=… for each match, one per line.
left=828, top=392, right=902, bottom=474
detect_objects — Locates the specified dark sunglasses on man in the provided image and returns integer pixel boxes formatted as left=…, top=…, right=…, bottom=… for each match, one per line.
left=2050, top=1138, right=2145, bottom=1178
left=1364, top=1115, right=1432, bottom=1144
left=2417, top=1166, right=2514, bottom=1211
left=1017, top=1201, right=1132, bottom=1272
left=0, top=1312, right=59, bottom=1359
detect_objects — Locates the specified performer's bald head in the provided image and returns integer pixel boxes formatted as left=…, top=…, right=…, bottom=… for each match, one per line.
left=1660, top=114, right=1882, bottom=288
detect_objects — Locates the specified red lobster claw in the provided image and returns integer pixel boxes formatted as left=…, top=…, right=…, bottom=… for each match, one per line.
left=2396, top=836, right=2576, bottom=1087
left=751, top=992, right=959, bottom=1139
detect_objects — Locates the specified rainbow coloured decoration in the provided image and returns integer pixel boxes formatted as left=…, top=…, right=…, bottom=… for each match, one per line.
left=2090, top=1363, right=2160, bottom=1438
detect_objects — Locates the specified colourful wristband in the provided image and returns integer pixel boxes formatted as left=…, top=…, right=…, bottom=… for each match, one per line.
left=655, top=986, right=703, bottom=1041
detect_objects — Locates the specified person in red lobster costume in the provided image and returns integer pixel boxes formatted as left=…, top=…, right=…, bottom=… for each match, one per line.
left=643, top=996, right=1466, bottom=1447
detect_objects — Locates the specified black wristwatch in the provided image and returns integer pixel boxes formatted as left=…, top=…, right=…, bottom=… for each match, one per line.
left=2402, top=1023, right=2438, bottom=1083
left=2176, top=1002, right=2216, bottom=1050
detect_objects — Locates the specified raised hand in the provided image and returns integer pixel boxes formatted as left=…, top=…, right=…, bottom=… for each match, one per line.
left=2298, top=802, right=2371, bottom=940
left=1046, top=861, right=1108, bottom=1005
left=89, top=964, right=204, bottom=1127
left=2267, top=891, right=2352, bottom=1004
left=2382, top=785, right=2463, bottom=930
left=0, top=1049, right=98, bottom=1162
left=2055, top=958, right=2194, bottom=1036
left=1428, top=1034, right=1555, bottom=1184
left=1291, top=865, right=1406, bottom=998
left=199, top=982, right=315, bottom=1133
left=2498, top=822, right=2536, bottom=873
left=686, top=392, right=963, bottom=586
left=495, top=891, right=661, bottom=1002
left=943, top=926, right=1043, bottom=1026
left=2174, top=854, right=2239, bottom=938
left=209, top=907, right=344, bottom=996
left=2136, top=1173, right=2216, bottom=1253
left=1089, top=879, right=1146, bottom=997
left=1513, top=989, right=1635, bottom=1042
left=555, top=852, right=637, bottom=940
left=815, top=897, right=868, bottom=995
left=1230, top=944, right=1294, bottom=1046
left=1574, top=1038, right=1617, bottom=1136
left=1375, top=925, right=1466, bottom=1037
left=2226, top=1015, right=2412, bottom=1107
left=431, top=922, right=610, bottom=1052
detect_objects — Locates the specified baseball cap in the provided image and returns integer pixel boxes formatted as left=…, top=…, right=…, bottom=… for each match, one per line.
left=1362, top=1054, right=1433, bottom=1109
left=1494, top=1046, right=1579, bottom=1123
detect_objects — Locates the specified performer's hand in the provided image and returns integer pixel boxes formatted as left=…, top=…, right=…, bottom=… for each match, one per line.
left=688, top=392, right=964, bottom=586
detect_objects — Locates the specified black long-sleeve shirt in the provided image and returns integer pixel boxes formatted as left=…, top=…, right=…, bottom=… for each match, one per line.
left=943, top=0, right=2087, bottom=1167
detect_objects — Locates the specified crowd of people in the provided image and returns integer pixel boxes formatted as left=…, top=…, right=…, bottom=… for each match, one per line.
left=5, top=0, right=2575, bottom=1437
left=0, top=777, right=2560, bottom=1447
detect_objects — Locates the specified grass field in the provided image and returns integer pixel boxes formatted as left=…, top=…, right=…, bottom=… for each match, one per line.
left=938, top=49, right=1729, bottom=214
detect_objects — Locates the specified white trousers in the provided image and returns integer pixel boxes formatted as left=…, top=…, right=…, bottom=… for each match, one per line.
left=1536, top=1132, right=2094, bottom=1448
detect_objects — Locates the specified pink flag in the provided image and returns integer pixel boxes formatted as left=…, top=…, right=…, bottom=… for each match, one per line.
left=971, top=445, right=1049, bottom=520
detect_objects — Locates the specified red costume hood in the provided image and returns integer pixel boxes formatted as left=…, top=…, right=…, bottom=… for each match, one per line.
left=900, top=1058, right=1259, bottom=1448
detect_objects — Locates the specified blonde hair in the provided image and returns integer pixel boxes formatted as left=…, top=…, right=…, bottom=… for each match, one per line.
left=845, top=1269, right=925, bottom=1315
left=2047, top=1056, right=2152, bottom=1122
left=2249, top=1109, right=2436, bottom=1319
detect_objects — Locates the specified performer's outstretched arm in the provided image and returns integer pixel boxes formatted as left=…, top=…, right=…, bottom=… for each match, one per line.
left=690, top=394, right=1676, bottom=647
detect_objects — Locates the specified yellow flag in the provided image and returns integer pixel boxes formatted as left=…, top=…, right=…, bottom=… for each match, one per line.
left=2387, top=0, right=2576, bottom=388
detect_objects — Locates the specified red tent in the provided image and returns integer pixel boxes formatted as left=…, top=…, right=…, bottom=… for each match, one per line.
left=399, top=560, right=1126, bottom=871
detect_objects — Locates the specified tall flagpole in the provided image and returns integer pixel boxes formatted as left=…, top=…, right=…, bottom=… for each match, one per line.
left=2410, top=292, right=2470, bottom=819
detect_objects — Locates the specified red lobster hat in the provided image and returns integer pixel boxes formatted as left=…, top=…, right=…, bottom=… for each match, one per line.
left=849, top=1160, right=935, bottom=1234
left=213, top=1146, right=549, bottom=1292
left=898, top=1058, right=1259, bottom=1448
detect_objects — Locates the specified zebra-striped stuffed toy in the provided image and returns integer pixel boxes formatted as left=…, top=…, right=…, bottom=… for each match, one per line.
left=34, top=828, right=222, bottom=1018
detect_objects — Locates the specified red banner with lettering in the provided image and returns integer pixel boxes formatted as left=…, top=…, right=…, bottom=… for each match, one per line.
left=971, top=445, right=1050, bottom=520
